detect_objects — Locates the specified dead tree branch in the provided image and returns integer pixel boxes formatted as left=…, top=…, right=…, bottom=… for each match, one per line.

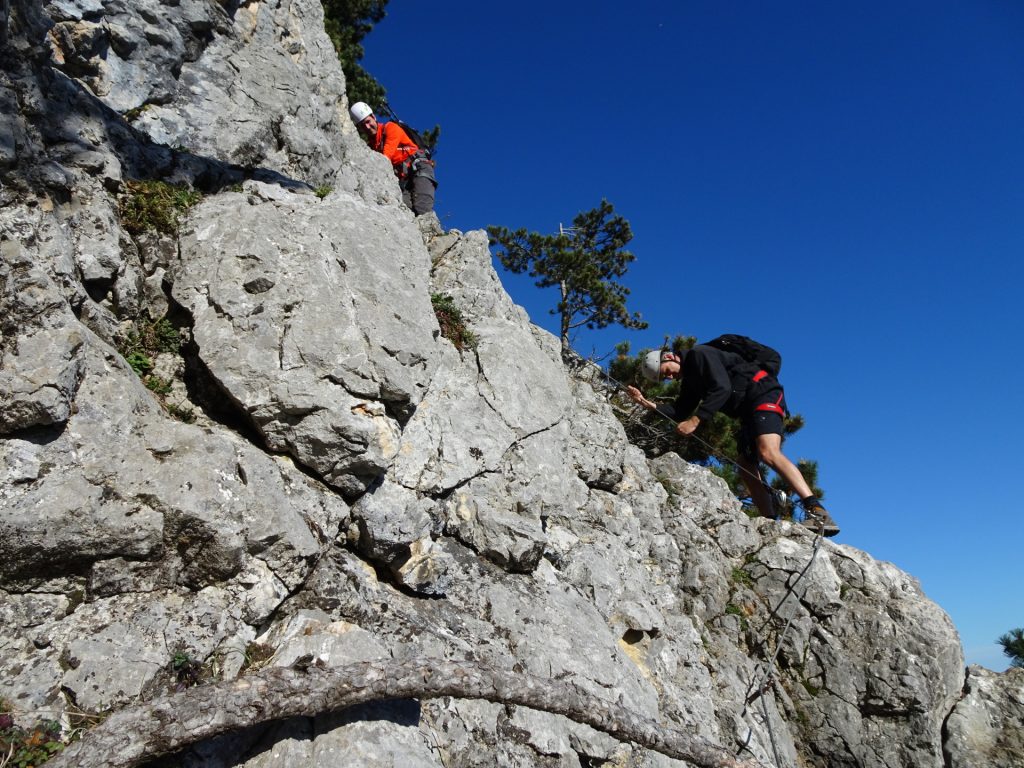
left=50, top=659, right=767, bottom=768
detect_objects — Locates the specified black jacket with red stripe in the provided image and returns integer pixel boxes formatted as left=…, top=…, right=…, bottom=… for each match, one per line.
left=655, top=344, right=769, bottom=422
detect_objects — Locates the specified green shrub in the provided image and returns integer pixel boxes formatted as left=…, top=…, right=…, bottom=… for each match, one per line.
left=144, top=318, right=180, bottom=353
left=240, top=643, right=276, bottom=673
left=119, top=180, right=202, bottom=236
left=125, top=351, right=153, bottom=376
left=122, top=103, right=151, bottom=121
left=801, top=678, right=822, bottom=696
left=724, top=602, right=749, bottom=630
left=431, top=293, right=478, bottom=352
left=654, top=473, right=678, bottom=499
left=120, top=319, right=179, bottom=371
left=119, top=319, right=195, bottom=419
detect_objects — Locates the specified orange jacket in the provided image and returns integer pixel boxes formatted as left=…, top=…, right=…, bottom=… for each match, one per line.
left=373, top=121, right=420, bottom=176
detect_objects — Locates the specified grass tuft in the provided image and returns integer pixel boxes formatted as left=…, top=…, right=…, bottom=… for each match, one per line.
left=119, top=180, right=202, bottom=236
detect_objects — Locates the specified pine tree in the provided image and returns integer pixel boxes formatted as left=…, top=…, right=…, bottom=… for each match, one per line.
left=487, top=200, right=647, bottom=355
left=321, top=0, right=389, bottom=108
left=998, top=628, right=1024, bottom=668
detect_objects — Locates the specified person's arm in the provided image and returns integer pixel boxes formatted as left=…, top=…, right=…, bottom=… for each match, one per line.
left=625, top=386, right=652, bottom=408
left=624, top=384, right=702, bottom=435
left=688, top=346, right=731, bottom=419
left=379, top=122, right=418, bottom=166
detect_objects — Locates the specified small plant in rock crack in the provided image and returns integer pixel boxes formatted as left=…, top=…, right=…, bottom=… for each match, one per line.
left=144, top=374, right=173, bottom=396
left=239, top=642, right=276, bottom=674
left=120, top=318, right=180, bottom=361
left=171, top=650, right=205, bottom=691
left=654, top=473, right=678, bottom=499
left=431, top=293, right=478, bottom=351
left=143, top=318, right=181, bottom=353
left=724, top=602, right=751, bottom=631
left=165, top=401, right=196, bottom=423
left=119, top=318, right=194, bottom=418
left=313, top=184, right=332, bottom=199
left=801, top=677, right=822, bottom=697
left=119, top=179, right=202, bottom=236
left=122, top=103, right=151, bottom=121
left=731, top=566, right=754, bottom=589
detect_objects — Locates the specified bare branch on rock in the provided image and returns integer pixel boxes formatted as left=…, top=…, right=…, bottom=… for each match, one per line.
left=50, top=658, right=765, bottom=768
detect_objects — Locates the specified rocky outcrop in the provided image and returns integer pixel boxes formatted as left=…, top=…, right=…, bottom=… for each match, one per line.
left=944, top=665, right=1024, bottom=768
left=0, top=2, right=1014, bottom=767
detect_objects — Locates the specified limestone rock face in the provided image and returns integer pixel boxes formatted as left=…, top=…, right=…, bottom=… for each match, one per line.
left=1, top=2, right=1013, bottom=767
left=42, top=0, right=354, bottom=187
left=944, top=666, right=1024, bottom=768
left=0, top=239, right=84, bottom=433
left=171, top=182, right=439, bottom=496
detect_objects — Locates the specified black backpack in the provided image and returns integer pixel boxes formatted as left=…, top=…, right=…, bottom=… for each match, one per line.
left=377, top=101, right=433, bottom=159
left=703, top=334, right=782, bottom=377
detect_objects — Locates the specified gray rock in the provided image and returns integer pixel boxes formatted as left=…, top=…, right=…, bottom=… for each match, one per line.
left=349, top=479, right=435, bottom=564
left=238, top=704, right=442, bottom=768
left=944, top=665, right=1024, bottom=768
left=389, top=344, right=517, bottom=494
left=127, top=0, right=352, bottom=187
left=171, top=186, right=439, bottom=495
left=46, top=0, right=104, bottom=23
left=53, top=588, right=242, bottom=711
left=443, top=472, right=548, bottom=573
left=0, top=239, right=85, bottom=433
left=392, top=537, right=456, bottom=596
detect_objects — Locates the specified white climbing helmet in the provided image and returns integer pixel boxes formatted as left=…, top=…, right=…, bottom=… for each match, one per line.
left=642, top=350, right=666, bottom=382
left=349, top=101, right=373, bottom=124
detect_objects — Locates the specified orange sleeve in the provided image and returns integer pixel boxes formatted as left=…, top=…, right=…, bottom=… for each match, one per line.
left=378, top=122, right=419, bottom=167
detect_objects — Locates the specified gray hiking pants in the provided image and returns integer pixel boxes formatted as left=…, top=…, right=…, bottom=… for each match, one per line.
left=401, top=157, right=436, bottom=216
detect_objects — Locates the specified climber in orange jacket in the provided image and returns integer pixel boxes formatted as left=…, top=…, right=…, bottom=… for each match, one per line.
left=350, top=102, right=436, bottom=216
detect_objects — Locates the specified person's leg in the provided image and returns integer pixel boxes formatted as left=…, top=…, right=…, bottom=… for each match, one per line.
left=745, top=385, right=839, bottom=535
left=737, top=452, right=775, bottom=518
left=755, top=431, right=839, bottom=536
left=410, top=170, right=436, bottom=215
left=755, top=432, right=814, bottom=499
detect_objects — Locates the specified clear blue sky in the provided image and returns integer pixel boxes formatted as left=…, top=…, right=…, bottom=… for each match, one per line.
left=362, top=2, right=1024, bottom=670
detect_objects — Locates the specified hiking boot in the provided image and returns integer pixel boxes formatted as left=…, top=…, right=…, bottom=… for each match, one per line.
left=800, top=505, right=840, bottom=537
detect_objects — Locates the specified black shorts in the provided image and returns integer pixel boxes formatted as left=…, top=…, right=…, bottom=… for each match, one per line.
left=737, top=385, right=787, bottom=460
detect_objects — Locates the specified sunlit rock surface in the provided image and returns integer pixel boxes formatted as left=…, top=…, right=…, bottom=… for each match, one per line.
left=0, top=2, right=1004, bottom=767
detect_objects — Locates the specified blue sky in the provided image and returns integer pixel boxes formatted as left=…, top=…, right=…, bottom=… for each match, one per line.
left=362, top=2, right=1024, bottom=671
